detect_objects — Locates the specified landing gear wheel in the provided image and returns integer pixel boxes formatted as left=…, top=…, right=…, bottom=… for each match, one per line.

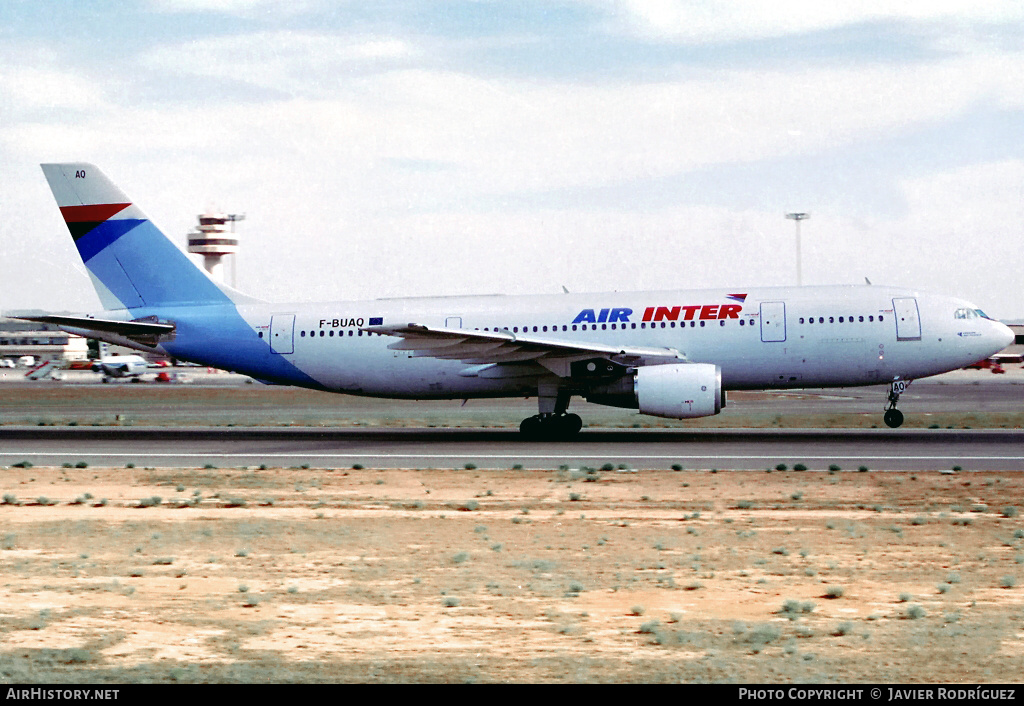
left=518, top=413, right=583, bottom=440
left=560, top=413, right=583, bottom=436
left=883, top=380, right=909, bottom=428
left=883, top=408, right=904, bottom=429
left=519, top=415, right=544, bottom=438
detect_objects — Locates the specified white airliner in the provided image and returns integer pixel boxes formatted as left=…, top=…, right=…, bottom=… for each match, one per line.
left=11, top=163, right=1013, bottom=437
left=91, top=354, right=152, bottom=380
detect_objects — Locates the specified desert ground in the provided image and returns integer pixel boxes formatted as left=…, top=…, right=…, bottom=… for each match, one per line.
left=1, top=463, right=1022, bottom=683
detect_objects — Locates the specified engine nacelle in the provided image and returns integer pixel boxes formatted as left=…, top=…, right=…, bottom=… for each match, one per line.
left=636, top=363, right=723, bottom=418
left=586, top=363, right=723, bottom=419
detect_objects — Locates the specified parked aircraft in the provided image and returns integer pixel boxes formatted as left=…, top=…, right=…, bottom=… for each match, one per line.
left=92, top=354, right=152, bottom=380
left=11, top=163, right=1013, bottom=437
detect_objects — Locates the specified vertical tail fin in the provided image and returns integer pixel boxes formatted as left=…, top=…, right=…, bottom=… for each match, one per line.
left=41, top=163, right=252, bottom=310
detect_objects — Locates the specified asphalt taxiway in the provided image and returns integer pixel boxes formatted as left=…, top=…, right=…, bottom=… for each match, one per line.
left=2, top=426, right=1023, bottom=471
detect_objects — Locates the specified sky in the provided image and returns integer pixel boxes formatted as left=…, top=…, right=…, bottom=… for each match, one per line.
left=1, top=0, right=1022, bottom=318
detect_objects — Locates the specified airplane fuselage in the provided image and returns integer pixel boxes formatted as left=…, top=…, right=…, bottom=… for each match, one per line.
left=75, top=284, right=1007, bottom=400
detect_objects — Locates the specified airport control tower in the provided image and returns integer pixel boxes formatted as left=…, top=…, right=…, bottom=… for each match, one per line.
left=186, top=210, right=243, bottom=284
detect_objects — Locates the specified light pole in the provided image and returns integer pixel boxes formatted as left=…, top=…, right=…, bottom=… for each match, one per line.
left=226, top=214, right=245, bottom=288
left=786, top=212, right=809, bottom=286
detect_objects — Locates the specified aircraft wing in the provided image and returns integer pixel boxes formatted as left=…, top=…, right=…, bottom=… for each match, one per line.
left=365, top=322, right=684, bottom=377
left=12, top=314, right=175, bottom=338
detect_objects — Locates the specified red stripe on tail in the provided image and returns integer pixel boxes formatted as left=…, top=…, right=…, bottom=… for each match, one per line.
left=59, top=203, right=131, bottom=223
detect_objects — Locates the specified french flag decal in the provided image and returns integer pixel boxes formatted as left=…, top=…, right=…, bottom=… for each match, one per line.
left=726, top=293, right=747, bottom=303
left=368, top=317, right=383, bottom=326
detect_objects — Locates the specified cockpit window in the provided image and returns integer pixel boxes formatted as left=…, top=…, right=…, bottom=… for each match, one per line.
left=955, top=307, right=993, bottom=320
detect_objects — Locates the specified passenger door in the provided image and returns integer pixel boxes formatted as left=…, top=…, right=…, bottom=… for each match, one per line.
left=892, top=298, right=921, bottom=341
left=760, top=301, right=786, bottom=343
left=270, top=314, right=295, bottom=354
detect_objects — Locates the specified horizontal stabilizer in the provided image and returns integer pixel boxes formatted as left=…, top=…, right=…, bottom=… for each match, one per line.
left=12, top=314, right=175, bottom=337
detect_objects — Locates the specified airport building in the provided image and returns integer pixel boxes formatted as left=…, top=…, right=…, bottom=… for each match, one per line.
left=0, top=318, right=89, bottom=366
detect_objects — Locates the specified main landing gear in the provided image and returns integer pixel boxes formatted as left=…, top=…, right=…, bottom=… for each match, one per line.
left=520, top=385, right=583, bottom=440
left=519, top=412, right=583, bottom=440
left=883, top=379, right=909, bottom=428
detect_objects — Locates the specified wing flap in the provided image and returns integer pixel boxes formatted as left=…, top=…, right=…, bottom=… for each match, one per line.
left=366, top=322, right=684, bottom=373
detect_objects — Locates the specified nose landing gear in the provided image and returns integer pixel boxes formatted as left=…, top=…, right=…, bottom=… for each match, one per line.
left=883, top=380, right=909, bottom=428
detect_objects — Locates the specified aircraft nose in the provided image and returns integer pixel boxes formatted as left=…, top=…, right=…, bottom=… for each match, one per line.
left=995, top=321, right=1015, bottom=350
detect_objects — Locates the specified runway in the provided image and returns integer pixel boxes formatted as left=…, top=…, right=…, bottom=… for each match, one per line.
left=3, top=426, right=1024, bottom=471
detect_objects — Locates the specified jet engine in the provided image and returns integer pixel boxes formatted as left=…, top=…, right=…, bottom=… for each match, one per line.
left=585, top=363, right=724, bottom=419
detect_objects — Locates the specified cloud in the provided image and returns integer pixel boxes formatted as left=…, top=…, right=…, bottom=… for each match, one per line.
left=603, top=0, right=1024, bottom=44
left=148, top=0, right=320, bottom=16
left=141, top=31, right=418, bottom=95
left=2, top=4, right=1022, bottom=318
left=0, top=44, right=109, bottom=120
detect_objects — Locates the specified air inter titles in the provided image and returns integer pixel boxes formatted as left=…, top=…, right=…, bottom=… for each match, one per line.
left=572, top=302, right=745, bottom=324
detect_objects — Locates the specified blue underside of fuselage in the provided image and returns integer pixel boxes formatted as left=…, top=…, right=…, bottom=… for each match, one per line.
left=153, top=304, right=327, bottom=390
